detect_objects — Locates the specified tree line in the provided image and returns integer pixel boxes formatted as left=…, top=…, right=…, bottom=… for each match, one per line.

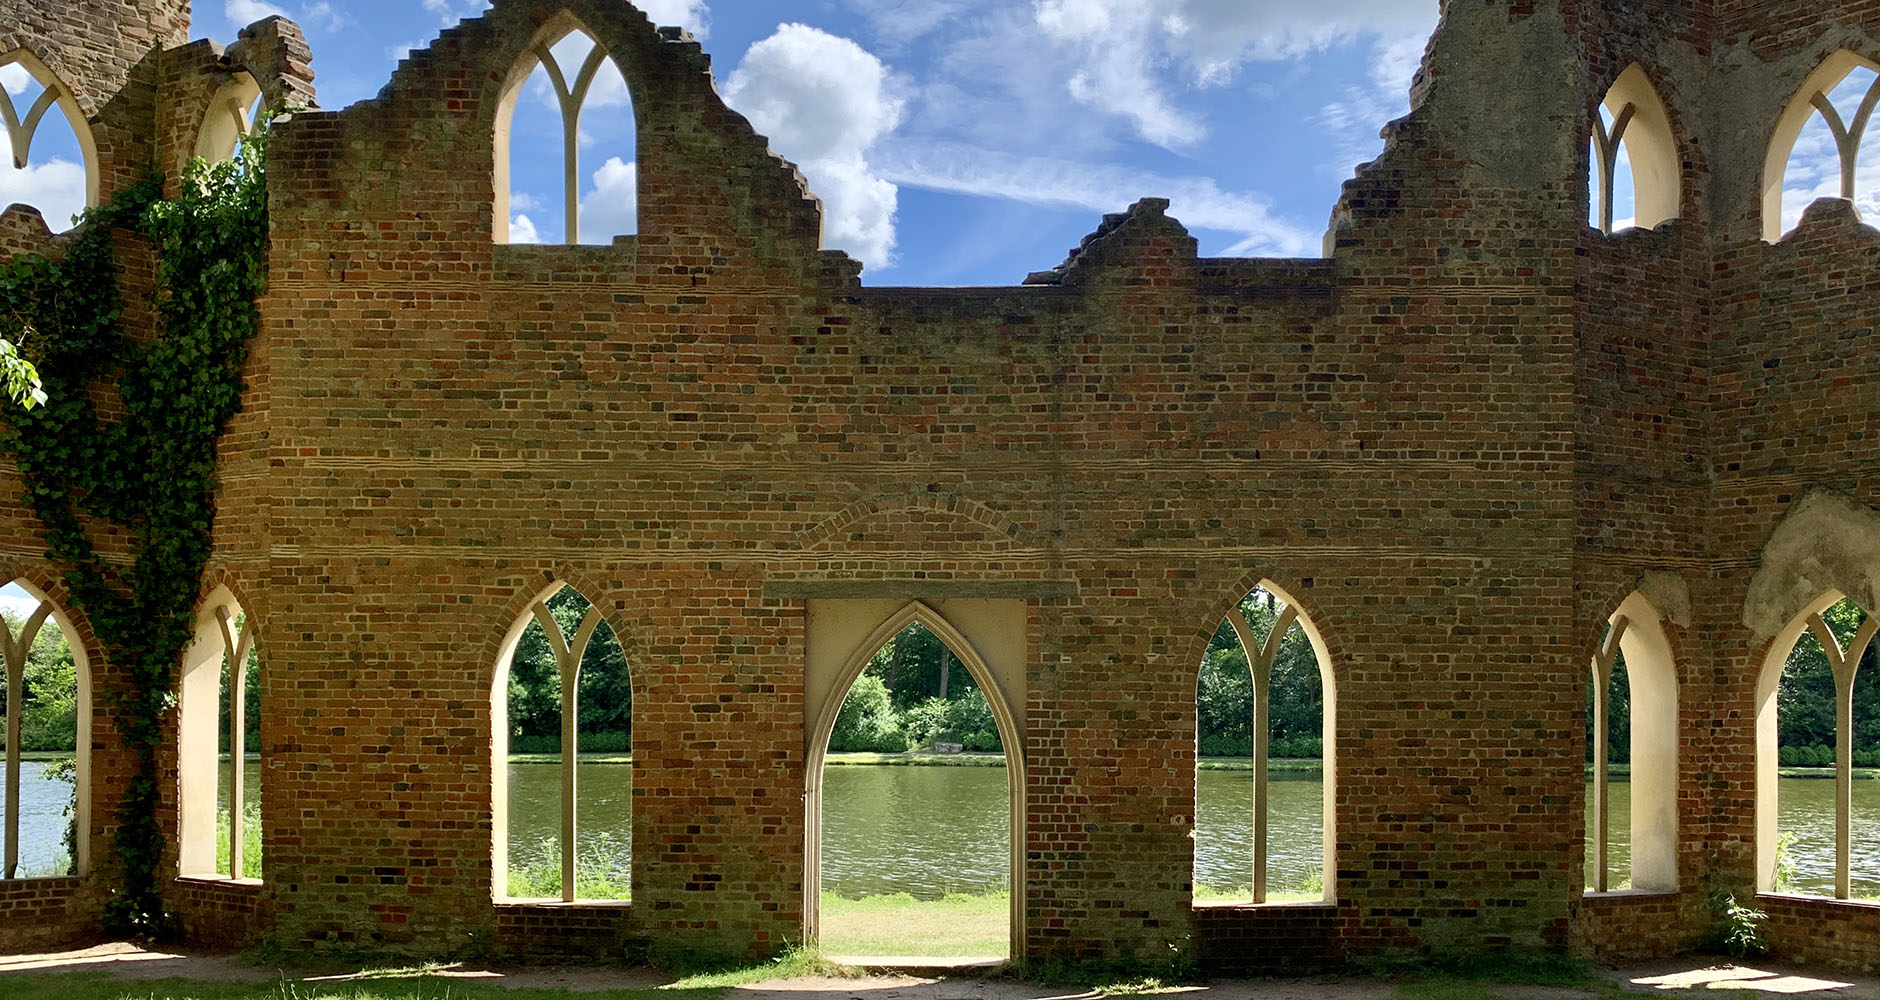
left=0, top=611, right=77, bottom=751
left=1587, top=598, right=1880, bottom=767
left=1197, top=593, right=1324, bottom=759
left=14, top=597, right=1873, bottom=766
left=830, top=621, right=1002, bottom=753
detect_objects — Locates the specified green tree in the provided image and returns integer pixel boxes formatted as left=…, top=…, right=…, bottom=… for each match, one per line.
left=829, top=674, right=906, bottom=752
left=1197, top=590, right=1323, bottom=758
left=216, top=615, right=261, bottom=756
left=1775, top=598, right=1880, bottom=761
left=1585, top=648, right=1632, bottom=765
left=506, top=589, right=631, bottom=754
left=0, top=609, right=77, bottom=752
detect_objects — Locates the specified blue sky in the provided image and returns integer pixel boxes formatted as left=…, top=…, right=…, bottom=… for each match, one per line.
left=0, top=1, right=1865, bottom=286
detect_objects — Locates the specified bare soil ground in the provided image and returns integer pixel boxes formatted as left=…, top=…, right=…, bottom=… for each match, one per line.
left=3, top=943, right=1879, bottom=998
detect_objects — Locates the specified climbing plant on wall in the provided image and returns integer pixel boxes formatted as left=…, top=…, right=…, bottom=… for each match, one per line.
left=0, top=133, right=268, bottom=933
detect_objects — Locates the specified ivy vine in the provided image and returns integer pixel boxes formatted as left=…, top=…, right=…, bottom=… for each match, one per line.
left=0, top=133, right=268, bottom=934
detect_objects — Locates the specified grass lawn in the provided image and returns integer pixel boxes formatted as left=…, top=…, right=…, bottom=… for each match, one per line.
left=1197, top=757, right=1321, bottom=773
left=818, top=891, right=1007, bottom=958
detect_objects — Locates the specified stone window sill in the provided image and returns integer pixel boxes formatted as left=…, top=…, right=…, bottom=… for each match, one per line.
left=1582, top=888, right=1678, bottom=899
left=175, top=874, right=263, bottom=888
left=1192, top=898, right=1335, bottom=911
left=496, top=898, right=633, bottom=909
left=1757, top=891, right=1880, bottom=909
left=0, top=874, right=82, bottom=887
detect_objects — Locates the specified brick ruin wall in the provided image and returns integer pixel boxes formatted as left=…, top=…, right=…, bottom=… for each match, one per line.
left=3, top=0, right=1880, bottom=971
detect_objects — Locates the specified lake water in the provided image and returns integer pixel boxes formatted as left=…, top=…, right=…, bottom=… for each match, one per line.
left=0, top=759, right=77, bottom=877
left=7, top=761, right=1877, bottom=899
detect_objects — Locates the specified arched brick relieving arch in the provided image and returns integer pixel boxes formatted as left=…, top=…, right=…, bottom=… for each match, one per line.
left=476, top=565, right=649, bottom=690
left=796, top=492, right=1039, bottom=552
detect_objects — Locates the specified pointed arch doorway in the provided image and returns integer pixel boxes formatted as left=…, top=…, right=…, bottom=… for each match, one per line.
left=804, top=598, right=1026, bottom=963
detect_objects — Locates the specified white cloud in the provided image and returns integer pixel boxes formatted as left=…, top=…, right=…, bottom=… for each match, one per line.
left=0, top=584, right=40, bottom=623
left=1031, top=0, right=1436, bottom=149
left=635, top=0, right=711, bottom=40
left=874, top=140, right=1318, bottom=257
left=509, top=213, right=541, bottom=244
left=225, top=0, right=291, bottom=26
left=420, top=0, right=490, bottom=25
left=1780, top=109, right=1861, bottom=235
left=841, top=0, right=977, bottom=48
left=722, top=24, right=904, bottom=269
left=509, top=191, right=546, bottom=213
left=298, top=1, right=349, bottom=31
left=0, top=158, right=86, bottom=232
left=579, top=156, right=638, bottom=243
left=0, top=63, right=31, bottom=96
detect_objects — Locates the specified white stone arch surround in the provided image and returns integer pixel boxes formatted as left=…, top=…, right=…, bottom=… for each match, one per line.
left=178, top=584, right=259, bottom=880
left=193, top=71, right=263, bottom=167
left=1587, top=591, right=1679, bottom=894
left=802, top=598, right=1026, bottom=955
left=0, top=577, right=90, bottom=880
left=491, top=12, right=632, bottom=245
left=488, top=576, right=638, bottom=903
left=1195, top=577, right=1338, bottom=905
left=1592, top=63, right=1681, bottom=233
left=1763, top=49, right=1880, bottom=242
left=1756, top=591, right=1848, bottom=892
left=0, top=48, right=101, bottom=215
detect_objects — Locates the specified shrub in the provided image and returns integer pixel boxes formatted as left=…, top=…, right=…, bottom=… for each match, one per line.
left=1773, top=830, right=1798, bottom=892
left=901, top=697, right=952, bottom=750
left=1199, top=733, right=1252, bottom=757
left=831, top=675, right=907, bottom=753
left=1707, top=890, right=1767, bottom=958
left=946, top=689, right=1002, bottom=751
left=1269, top=735, right=1322, bottom=759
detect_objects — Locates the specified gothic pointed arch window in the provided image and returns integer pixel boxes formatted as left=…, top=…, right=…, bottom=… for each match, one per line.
left=802, top=600, right=1025, bottom=960
left=194, top=72, right=264, bottom=166
left=1584, top=592, right=1678, bottom=894
left=0, top=580, right=89, bottom=880
left=1756, top=593, right=1879, bottom=898
left=493, top=22, right=638, bottom=245
left=178, top=587, right=261, bottom=880
left=1589, top=64, right=1680, bottom=234
left=492, top=582, right=632, bottom=902
left=1765, top=52, right=1880, bottom=240
left=0, top=50, right=99, bottom=233
left=1194, top=581, right=1336, bottom=905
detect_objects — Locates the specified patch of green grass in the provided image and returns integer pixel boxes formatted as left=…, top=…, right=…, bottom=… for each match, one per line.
left=507, top=753, right=633, bottom=765
left=664, top=946, right=855, bottom=988
left=818, top=891, right=1008, bottom=958
left=1197, top=757, right=1321, bottom=773
left=1192, top=868, right=1324, bottom=904
left=1778, top=766, right=1880, bottom=780
left=823, top=751, right=1007, bottom=767
left=215, top=799, right=264, bottom=877
left=504, top=831, right=630, bottom=900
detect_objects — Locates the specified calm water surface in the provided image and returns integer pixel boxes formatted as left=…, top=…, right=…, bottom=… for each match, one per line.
left=9, top=763, right=1878, bottom=899
left=0, top=760, right=76, bottom=876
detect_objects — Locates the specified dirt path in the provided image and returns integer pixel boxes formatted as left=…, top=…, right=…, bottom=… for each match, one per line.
left=4, top=944, right=1880, bottom=998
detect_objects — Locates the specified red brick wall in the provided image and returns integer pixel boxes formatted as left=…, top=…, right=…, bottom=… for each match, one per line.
left=3, top=0, right=1880, bottom=973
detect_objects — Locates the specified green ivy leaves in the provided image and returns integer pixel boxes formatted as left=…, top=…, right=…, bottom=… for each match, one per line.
left=0, top=130, right=268, bottom=934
